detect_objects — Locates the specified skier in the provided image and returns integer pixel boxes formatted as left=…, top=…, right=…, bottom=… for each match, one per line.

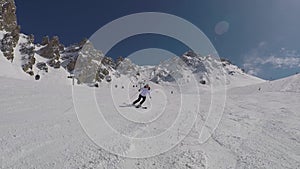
left=132, top=84, right=151, bottom=108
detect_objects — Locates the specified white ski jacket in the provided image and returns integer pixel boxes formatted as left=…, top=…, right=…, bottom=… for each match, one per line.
left=140, top=88, right=151, bottom=97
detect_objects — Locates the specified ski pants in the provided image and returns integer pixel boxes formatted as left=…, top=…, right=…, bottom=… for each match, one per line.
left=133, top=94, right=146, bottom=105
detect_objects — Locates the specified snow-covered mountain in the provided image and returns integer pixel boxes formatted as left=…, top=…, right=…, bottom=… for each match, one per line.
left=0, top=0, right=108, bottom=84
left=149, top=51, right=264, bottom=88
left=0, top=0, right=264, bottom=88
left=0, top=30, right=264, bottom=88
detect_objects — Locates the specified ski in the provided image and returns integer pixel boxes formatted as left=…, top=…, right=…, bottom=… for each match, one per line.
left=119, top=104, right=134, bottom=108
left=135, top=105, right=147, bottom=109
left=119, top=103, right=147, bottom=109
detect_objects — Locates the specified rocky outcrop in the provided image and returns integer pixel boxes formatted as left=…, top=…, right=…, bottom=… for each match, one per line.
left=72, top=41, right=118, bottom=84
left=74, top=42, right=103, bottom=84
left=0, top=0, right=20, bottom=61
left=19, top=34, right=35, bottom=75
left=38, top=36, right=64, bottom=59
left=61, top=38, right=87, bottom=72
left=37, top=36, right=64, bottom=69
left=0, top=0, right=18, bottom=32
left=36, top=62, right=48, bottom=72
left=115, top=58, right=139, bottom=77
left=40, top=36, right=49, bottom=46
left=0, top=0, right=118, bottom=84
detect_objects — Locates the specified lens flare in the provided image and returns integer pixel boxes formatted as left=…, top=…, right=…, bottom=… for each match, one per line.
left=215, top=21, right=230, bottom=35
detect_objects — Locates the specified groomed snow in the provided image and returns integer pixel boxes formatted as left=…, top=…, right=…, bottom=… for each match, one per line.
left=0, top=71, right=299, bottom=168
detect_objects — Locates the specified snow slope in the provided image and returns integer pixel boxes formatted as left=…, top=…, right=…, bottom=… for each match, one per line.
left=0, top=55, right=30, bottom=80
left=230, top=73, right=300, bottom=95
left=0, top=72, right=299, bottom=168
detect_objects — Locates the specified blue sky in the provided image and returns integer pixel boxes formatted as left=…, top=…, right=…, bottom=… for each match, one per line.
left=15, top=0, right=300, bottom=80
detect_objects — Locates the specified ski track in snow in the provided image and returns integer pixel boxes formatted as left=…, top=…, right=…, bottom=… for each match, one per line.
left=0, top=75, right=300, bottom=169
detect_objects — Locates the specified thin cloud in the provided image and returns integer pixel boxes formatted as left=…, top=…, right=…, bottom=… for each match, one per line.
left=243, top=42, right=300, bottom=75
left=260, top=55, right=300, bottom=68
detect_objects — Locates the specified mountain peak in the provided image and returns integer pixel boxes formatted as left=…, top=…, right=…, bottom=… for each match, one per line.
left=0, top=1, right=264, bottom=88
left=0, top=0, right=18, bottom=32
left=0, top=0, right=20, bottom=61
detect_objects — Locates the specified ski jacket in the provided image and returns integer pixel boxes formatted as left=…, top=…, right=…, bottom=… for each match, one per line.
left=140, top=87, right=151, bottom=97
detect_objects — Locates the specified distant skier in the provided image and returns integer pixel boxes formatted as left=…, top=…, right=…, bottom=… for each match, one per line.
left=132, top=84, right=151, bottom=108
